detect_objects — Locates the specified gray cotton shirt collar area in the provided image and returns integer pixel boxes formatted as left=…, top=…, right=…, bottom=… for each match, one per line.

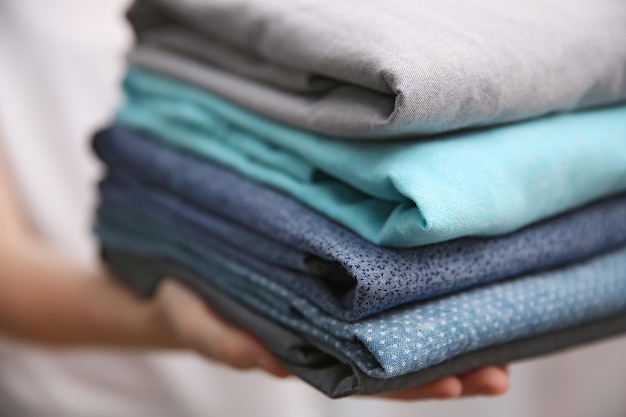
left=127, top=0, right=626, bottom=138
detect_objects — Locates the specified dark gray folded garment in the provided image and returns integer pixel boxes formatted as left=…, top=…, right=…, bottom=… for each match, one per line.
left=127, top=0, right=626, bottom=138
left=103, top=248, right=626, bottom=398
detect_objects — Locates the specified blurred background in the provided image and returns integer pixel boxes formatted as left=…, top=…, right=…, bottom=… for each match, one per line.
left=0, top=1, right=625, bottom=416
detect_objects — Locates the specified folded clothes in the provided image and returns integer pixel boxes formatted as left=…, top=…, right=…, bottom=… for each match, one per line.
left=95, top=126, right=626, bottom=320
left=116, top=69, right=626, bottom=247
left=103, top=248, right=626, bottom=398
left=127, top=0, right=626, bottom=137
left=95, top=206, right=626, bottom=380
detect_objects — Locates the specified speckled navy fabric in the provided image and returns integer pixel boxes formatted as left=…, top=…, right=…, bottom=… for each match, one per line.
left=95, top=210, right=626, bottom=378
left=94, top=126, right=626, bottom=321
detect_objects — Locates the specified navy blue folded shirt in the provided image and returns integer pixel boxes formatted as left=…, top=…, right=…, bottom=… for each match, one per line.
left=94, top=126, right=626, bottom=321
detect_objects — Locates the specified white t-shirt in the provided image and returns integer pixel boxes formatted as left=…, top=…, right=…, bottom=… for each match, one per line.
left=0, top=1, right=625, bottom=416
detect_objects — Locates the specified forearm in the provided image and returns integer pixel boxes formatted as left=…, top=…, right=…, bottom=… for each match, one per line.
left=0, top=234, right=179, bottom=348
left=0, top=135, right=177, bottom=348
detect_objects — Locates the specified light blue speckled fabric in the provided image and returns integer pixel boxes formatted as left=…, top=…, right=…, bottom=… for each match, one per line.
left=96, top=211, right=626, bottom=378
left=101, top=247, right=626, bottom=398
left=94, top=126, right=626, bottom=321
left=116, top=69, right=626, bottom=247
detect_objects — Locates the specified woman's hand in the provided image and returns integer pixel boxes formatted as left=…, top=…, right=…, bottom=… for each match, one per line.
left=375, top=366, right=509, bottom=400
left=156, top=280, right=509, bottom=399
left=155, top=279, right=289, bottom=377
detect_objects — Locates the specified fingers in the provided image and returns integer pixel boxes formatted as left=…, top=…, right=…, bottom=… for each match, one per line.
left=374, top=376, right=463, bottom=401
left=373, top=365, right=509, bottom=401
left=156, top=279, right=290, bottom=378
left=459, top=366, right=510, bottom=397
left=156, top=279, right=510, bottom=397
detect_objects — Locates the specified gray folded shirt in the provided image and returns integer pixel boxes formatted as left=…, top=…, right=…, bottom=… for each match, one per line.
left=128, top=0, right=626, bottom=138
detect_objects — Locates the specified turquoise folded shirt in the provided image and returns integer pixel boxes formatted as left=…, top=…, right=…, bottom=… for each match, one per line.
left=117, top=69, right=626, bottom=247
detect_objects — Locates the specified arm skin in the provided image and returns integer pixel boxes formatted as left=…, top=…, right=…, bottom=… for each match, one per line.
left=0, top=138, right=286, bottom=375
left=0, top=137, right=508, bottom=399
left=0, top=140, right=172, bottom=348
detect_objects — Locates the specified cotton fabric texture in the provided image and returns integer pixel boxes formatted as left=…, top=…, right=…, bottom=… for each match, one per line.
left=95, top=126, right=626, bottom=321
left=103, top=248, right=626, bottom=398
left=95, top=207, right=626, bottom=382
left=127, top=0, right=626, bottom=138
left=116, top=69, right=626, bottom=247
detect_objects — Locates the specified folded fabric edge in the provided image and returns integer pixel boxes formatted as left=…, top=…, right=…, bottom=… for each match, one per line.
left=115, top=70, right=626, bottom=247
left=93, top=125, right=626, bottom=321
left=127, top=45, right=399, bottom=138
left=101, top=247, right=626, bottom=398
left=96, top=177, right=626, bottom=322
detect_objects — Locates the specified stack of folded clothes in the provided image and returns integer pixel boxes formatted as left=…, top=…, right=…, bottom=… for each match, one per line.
left=94, top=0, right=626, bottom=398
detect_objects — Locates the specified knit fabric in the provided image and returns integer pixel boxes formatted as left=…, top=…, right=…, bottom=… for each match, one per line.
left=127, top=0, right=626, bottom=137
left=95, top=125, right=626, bottom=321
left=95, top=209, right=626, bottom=378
